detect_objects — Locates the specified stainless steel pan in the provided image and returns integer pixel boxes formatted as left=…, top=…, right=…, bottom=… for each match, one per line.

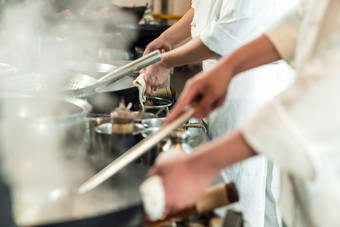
left=0, top=50, right=161, bottom=98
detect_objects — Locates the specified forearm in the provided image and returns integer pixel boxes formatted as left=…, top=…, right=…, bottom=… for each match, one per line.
left=217, top=34, right=282, bottom=78
left=159, top=8, right=194, bottom=48
left=189, top=130, right=257, bottom=174
left=162, top=36, right=217, bottom=68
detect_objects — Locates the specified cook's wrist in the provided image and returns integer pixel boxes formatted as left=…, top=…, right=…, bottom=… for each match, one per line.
left=160, top=52, right=173, bottom=69
left=159, top=34, right=174, bottom=50
left=188, top=148, right=221, bottom=177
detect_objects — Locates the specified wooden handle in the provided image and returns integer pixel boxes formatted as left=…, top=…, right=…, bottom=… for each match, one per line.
left=150, top=86, right=176, bottom=100
left=145, top=182, right=238, bottom=227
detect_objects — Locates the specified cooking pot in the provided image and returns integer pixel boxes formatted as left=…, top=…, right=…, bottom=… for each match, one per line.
left=0, top=63, right=17, bottom=76
left=140, top=127, right=167, bottom=166
left=141, top=118, right=164, bottom=128
left=0, top=95, right=91, bottom=159
left=136, top=97, right=173, bottom=117
left=132, top=112, right=157, bottom=124
left=91, top=122, right=144, bottom=169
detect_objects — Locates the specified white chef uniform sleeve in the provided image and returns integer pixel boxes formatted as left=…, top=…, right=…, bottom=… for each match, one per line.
left=199, top=0, right=284, bottom=56
left=241, top=5, right=320, bottom=180
left=264, top=6, right=302, bottom=66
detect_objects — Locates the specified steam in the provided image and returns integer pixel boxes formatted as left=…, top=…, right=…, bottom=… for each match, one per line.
left=0, top=0, right=140, bottom=225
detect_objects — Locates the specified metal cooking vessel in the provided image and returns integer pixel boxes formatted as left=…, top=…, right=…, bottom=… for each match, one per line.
left=0, top=63, right=17, bottom=75
left=16, top=163, right=147, bottom=227
left=0, top=95, right=91, bottom=159
left=0, top=96, right=147, bottom=227
left=91, top=122, right=144, bottom=168
left=64, top=61, right=118, bottom=79
left=0, top=50, right=161, bottom=98
left=136, top=97, right=173, bottom=117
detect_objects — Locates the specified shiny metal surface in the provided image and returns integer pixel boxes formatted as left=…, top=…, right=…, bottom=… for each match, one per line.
left=64, top=61, right=118, bottom=79
left=141, top=118, right=164, bottom=128
left=79, top=106, right=195, bottom=193
left=0, top=63, right=17, bottom=75
left=132, top=111, right=157, bottom=123
left=14, top=163, right=147, bottom=227
left=0, top=96, right=92, bottom=159
left=0, top=50, right=161, bottom=97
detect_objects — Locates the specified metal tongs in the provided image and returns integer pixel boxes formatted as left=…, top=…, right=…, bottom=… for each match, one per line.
left=79, top=106, right=195, bottom=194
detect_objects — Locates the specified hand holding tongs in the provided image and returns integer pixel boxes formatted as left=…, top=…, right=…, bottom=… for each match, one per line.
left=79, top=105, right=196, bottom=194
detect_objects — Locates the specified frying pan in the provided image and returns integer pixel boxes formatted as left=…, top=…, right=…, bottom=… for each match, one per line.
left=0, top=50, right=161, bottom=98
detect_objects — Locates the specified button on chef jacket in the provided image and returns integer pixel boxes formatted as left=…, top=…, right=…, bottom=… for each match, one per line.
left=190, top=0, right=296, bottom=226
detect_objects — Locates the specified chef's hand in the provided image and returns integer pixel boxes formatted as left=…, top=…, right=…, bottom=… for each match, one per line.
left=142, top=59, right=171, bottom=95
left=166, top=62, right=232, bottom=122
left=148, top=150, right=218, bottom=216
left=140, top=37, right=172, bottom=95
left=142, top=36, right=172, bottom=57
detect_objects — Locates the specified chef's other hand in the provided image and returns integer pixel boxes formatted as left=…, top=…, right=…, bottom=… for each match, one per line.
left=148, top=149, right=217, bottom=216
left=143, top=36, right=172, bottom=57
left=166, top=64, right=232, bottom=122
left=142, top=58, right=171, bottom=95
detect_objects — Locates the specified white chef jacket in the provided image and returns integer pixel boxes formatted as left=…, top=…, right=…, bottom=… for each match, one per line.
left=190, top=0, right=296, bottom=226
left=242, top=0, right=340, bottom=226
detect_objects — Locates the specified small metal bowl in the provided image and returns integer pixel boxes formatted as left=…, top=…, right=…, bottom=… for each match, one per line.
left=141, top=127, right=161, bottom=138
left=141, top=118, right=164, bottom=128
left=132, top=111, right=157, bottom=123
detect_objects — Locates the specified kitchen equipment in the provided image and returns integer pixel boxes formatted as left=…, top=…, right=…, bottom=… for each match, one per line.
left=64, top=61, right=118, bottom=79
left=79, top=106, right=196, bottom=194
left=0, top=63, right=17, bottom=75
left=140, top=127, right=165, bottom=166
left=136, top=97, right=173, bottom=117
left=0, top=50, right=161, bottom=97
left=162, top=130, right=192, bottom=154
left=132, top=111, right=157, bottom=124
left=92, top=122, right=145, bottom=168
left=184, top=120, right=208, bottom=148
left=0, top=95, right=92, bottom=159
left=16, top=163, right=148, bottom=227
left=141, top=118, right=164, bottom=128
left=88, top=88, right=173, bottom=117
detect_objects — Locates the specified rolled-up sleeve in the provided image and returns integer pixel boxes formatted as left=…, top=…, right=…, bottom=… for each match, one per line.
left=264, top=7, right=302, bottom=65
left=242, top=98, right=316, bottom=180
left=242, top=34, right=340, bottom=182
